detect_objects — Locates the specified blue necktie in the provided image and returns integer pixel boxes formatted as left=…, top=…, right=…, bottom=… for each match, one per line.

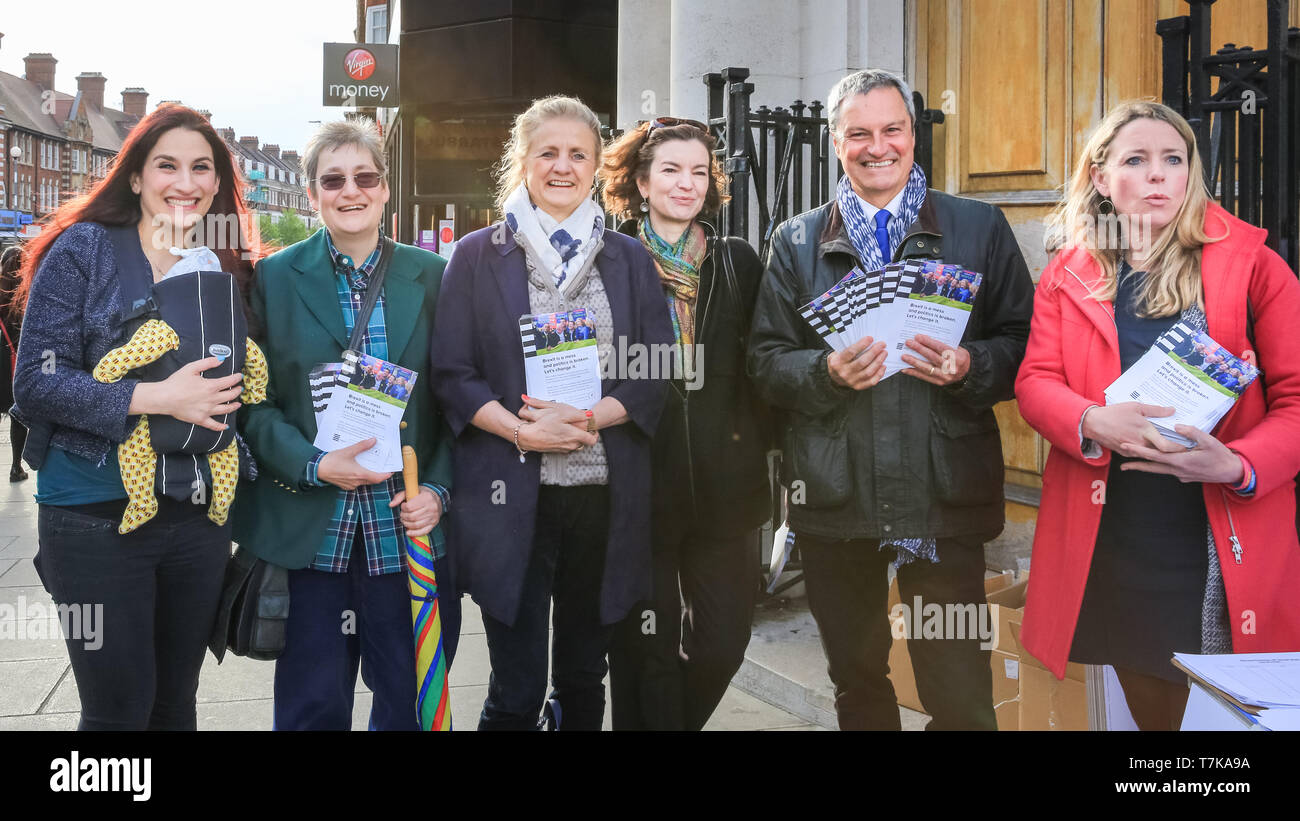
left=874, top=209, right=892, bottom=263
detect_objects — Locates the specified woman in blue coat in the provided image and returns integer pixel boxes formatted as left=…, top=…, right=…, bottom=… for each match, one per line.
left=431, top=95, right=672, bottom=730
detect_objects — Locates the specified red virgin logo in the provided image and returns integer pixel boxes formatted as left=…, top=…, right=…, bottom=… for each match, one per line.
left=344, top=48, right=376, bottom=81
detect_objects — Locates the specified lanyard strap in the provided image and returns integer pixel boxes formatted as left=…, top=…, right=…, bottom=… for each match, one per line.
left=347, top=236, right=395, bottom=353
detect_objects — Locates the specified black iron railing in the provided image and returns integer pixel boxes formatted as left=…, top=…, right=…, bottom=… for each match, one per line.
left=703, top=66, right=943, bottom=257
left=1158, top=0, right=1299, bottom=272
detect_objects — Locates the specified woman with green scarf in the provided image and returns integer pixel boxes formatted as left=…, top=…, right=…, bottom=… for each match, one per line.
left=602, top=117, right=773, bottom=730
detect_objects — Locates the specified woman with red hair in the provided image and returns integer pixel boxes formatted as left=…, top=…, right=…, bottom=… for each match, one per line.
left=11, top=103, right=259, bottom=730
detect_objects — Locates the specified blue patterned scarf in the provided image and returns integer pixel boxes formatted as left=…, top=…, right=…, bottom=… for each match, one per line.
left=836, top=161, right=928, bottom=270
left=503, top=183, right=604, bottom=295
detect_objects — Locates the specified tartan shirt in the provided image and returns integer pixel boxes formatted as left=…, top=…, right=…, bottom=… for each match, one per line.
left=303, top=232, right=449, bottom=575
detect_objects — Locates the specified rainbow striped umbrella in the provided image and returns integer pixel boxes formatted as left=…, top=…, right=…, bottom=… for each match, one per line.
left=401, top=445, right=451, bottom=731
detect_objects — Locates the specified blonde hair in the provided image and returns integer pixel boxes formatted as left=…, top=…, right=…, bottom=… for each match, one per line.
left=1047, top=101, right=1222, bottom=317
left=494, top=95, right=603, bottom=216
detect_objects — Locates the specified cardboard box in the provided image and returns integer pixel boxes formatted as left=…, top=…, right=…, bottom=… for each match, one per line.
left=995, top=696, right=1020, bottom=731
left=886, top=572, right=1016, bottom=716
left=991, top=650, right=1020, bottom=730
left=1010, top=620, right=1090, bottom=730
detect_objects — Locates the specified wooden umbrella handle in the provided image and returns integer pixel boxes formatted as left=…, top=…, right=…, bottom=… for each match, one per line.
left=401, top=444, right=421, bottom=501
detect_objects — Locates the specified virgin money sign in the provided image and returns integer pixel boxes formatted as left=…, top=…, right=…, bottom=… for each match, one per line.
left=323, top=42, right=398, bottom=106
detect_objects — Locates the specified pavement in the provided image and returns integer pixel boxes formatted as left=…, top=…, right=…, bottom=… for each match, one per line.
left=0, top=422, right=904, bottom=731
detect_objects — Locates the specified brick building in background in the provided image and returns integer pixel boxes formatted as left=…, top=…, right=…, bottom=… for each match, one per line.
left=0, top=35, right=311, bottom=247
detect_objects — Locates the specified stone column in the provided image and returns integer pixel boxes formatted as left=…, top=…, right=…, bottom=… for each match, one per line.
left=617, top=0, right=673, bottom=130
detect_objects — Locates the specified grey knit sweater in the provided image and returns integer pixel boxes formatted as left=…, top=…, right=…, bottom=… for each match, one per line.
left=516, top=231, right=612, bottom=487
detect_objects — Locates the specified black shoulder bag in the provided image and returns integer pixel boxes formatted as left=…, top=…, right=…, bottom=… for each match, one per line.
left=210, top=237, right=396, bottom=662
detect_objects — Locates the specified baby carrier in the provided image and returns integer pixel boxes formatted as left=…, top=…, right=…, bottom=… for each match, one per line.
left=93, top=224, right=267, bottom=533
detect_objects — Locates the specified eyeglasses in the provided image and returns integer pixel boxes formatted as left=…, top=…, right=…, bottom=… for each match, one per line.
left=647, top=117, right=710, bottom=134
left=314, top=171, right=384, bottom=191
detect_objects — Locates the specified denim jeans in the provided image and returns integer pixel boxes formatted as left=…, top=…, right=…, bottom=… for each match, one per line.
left=34, top=497, right=231, bottom=731
left=273, top=531, right=461, bottom=731
left=479, top=485, right=613, bottom=731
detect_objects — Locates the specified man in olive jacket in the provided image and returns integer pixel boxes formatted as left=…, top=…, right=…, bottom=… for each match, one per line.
left=747, top=69, right=1034, bottom=730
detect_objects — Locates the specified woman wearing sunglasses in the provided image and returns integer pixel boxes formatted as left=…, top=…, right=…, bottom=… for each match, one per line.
left=431, top=95, right=673, bottom=730
left=601, top=117, right=772, bottom=730
left=231, top=118, right=458, bottom=730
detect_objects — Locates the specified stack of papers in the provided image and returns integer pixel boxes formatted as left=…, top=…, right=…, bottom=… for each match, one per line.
left=798, top=260, right=982, bottom=381
left=1105, top=321, right=1259, bottom=446
left=1174, top=652, right=1300, bottom=731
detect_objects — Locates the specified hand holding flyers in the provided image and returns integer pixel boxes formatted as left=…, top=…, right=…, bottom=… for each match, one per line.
left=1102, top=321, right=1260, bottom=484
left=1117, top=420, right=1249, bottom=485
left=827, top=336, right=888, bottom=390
left=800, top=259, right=981, bottom=387
left=1082, top=402, right=1184, bottom=454
left=899, top=333, right=972, bottom=386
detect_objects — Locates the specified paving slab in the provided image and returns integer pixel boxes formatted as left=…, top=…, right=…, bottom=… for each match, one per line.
left=447, top=631, right=490, bottom=689
left=703, top=685, right=815, bottom=731
left=198, top=697, right=275, bottom=731
left=0, top=538, right=37, bottom=560
left=0, top=711, right=80, bottom=731
left=0, top=658, right=69, bottom=716
left=0, top=558, right=43, bottom=588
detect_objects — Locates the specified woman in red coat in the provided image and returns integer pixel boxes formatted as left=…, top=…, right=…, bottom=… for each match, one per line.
left=1016, top=101, right=1300, bottom=730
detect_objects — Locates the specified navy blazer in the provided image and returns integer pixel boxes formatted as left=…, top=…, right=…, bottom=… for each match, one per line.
left=13, top=223, right=158, bottom=469
left=430, top=223, right=673, bottom=626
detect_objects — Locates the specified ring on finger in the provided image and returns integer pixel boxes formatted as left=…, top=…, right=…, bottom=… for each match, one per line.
left=929, top=365, right=936, bottom=376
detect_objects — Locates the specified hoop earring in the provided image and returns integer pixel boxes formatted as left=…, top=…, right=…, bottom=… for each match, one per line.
left=1098, top=198, right=1115, bottom=215
left=639, top=200, right=649, bottom=213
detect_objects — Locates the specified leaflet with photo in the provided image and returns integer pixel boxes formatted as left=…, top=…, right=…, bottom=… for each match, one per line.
left=312, top=350, right=417, bottom=471
left=1104, top=321, right=1259, bottom=447
left=879, top=261, right=981, bottom=377
left=799, top=260, right=982, bottom=382
left=519, top=308, right=602, bottom=410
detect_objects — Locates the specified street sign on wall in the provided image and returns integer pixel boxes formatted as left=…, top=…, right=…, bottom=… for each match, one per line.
left=323, top=43, right=398, bottom=107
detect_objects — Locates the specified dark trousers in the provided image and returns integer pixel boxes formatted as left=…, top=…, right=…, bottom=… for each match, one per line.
left=479, top=485, right=613, bottom=731
left=34, top=498, right=230, bottom=731
left=273, top=532, right=462, bottom=731
left=9, top=415, right=27, bottom=472
left=609, top=526, right=759, bottom=730
left=799, top=534, right=996, bottom=731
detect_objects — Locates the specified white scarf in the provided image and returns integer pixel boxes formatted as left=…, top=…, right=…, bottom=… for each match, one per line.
left=503, top=183, right=604, bottom=295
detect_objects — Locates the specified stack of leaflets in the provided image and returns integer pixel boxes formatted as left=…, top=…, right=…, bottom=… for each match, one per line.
left=799, top=259, right=982, bottom=381
left=1104, top=321, right=1259, bottom=447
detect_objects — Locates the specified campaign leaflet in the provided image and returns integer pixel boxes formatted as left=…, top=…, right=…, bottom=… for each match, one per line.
left=878, top=261, right=981, bottom=378
left=799, top=259, right=981, bottom=382
left=312, top=350, right=417, bottom=471
left=1104, top=321, right=1259, bottom=447
left=518, top=308, right=602, bottom=410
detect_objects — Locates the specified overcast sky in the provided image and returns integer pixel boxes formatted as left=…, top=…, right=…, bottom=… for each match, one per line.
left=1, top=0, right=360, bottom=150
